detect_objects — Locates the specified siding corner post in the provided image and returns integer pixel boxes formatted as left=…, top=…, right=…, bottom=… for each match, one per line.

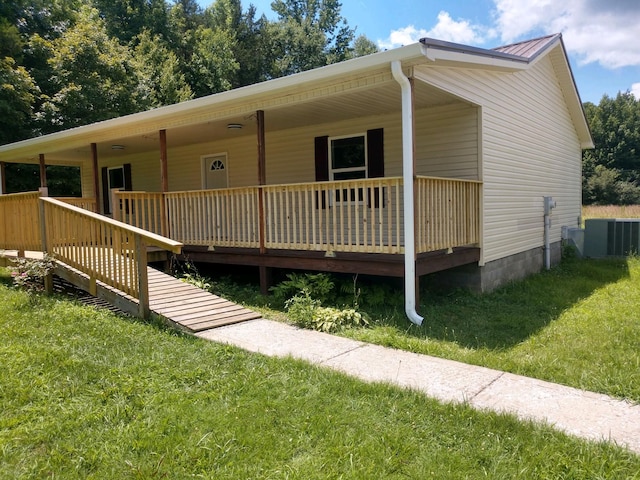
left=135, top=234, right=150, bottom=319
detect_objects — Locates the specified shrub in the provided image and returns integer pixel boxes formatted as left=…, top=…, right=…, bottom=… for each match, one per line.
left=9, top=254, right=56, bottom=292
left=286, top=290, right=368, bottom=333
left=270, top=272, right=334, bottom=306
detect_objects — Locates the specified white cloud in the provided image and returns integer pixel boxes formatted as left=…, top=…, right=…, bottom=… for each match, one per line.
left=632, top=83, right=640, bottom=99
left=492, top=0, right=640, bottom=68
left=378, top=11, right=492, bottom=50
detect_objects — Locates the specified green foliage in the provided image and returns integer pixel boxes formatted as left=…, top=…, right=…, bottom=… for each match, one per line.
left=583, top=164, right=640, bottom=205
left=270, top=272, right=334, bottom=305
left=583, top=92, right=640, bottom=204
left=0, top=57, right=36, bottom=144
left=286, top=290, right=368, bottom=332
left=8, top=254, right=56, bottom=292
left=39, top=6, right=141, bottom=130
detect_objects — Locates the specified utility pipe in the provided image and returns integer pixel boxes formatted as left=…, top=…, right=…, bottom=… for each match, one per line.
left=391, top=60, right=424, bottom=326
left=543, top=196, right=556, bottom=270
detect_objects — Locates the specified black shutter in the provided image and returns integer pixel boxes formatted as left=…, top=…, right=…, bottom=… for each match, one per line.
left=101, top=167, right=109, bottom=213
left=366, top=128, right=384, bottom=207
left=314, top=136, right=329, bottom=208
left=123, top=163, right=132, bottom=190
left=314, top=136, right=329, bottom=181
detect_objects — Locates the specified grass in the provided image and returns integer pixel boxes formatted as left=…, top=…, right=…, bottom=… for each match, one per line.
left=188, top=255, right=640, bottom=405
left=343, top=256, right=640, bottom=404
left=583, top=204, right=640, bottom=222
left=0, top=271, right=639, bottom=478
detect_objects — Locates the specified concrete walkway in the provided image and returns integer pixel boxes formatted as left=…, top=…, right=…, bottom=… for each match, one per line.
left=198, top=319, right=640, bottom=455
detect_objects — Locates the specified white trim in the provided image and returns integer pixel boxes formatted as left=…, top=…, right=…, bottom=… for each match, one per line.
left=201, top=152, right=229, bottom=189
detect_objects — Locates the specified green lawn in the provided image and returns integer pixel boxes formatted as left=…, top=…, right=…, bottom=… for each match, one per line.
left=344, top=256, right=640, bottom=404
left=1, top=270, right=639, bottom=478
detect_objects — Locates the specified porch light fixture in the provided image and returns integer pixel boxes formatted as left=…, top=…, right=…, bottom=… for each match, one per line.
left=227, top=123, right=243, bottom=129
left=111, top=144, right=125, bottom=150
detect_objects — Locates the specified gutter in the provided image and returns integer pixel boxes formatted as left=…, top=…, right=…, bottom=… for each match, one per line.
left=391, top=60, right=423, bottom=326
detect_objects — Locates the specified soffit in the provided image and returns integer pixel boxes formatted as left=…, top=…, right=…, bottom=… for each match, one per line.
left=19, top=78, right=461, bottom=164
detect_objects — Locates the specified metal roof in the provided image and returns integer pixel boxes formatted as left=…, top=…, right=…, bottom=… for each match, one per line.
left=493, top=33, right=561, bottom=62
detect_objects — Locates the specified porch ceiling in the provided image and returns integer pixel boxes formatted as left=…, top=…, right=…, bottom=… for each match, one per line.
left=12, top=78, right=462, bottom=165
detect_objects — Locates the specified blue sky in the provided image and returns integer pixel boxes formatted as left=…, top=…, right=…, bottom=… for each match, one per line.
left=196, top=0, right=640, bottom=104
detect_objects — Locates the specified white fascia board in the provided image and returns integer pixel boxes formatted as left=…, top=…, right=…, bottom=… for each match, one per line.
left=421, top=45, right=529, bottom=72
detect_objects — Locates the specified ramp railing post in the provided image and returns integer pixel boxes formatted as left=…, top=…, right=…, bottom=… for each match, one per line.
left=135, top=234, right=150, bottom=319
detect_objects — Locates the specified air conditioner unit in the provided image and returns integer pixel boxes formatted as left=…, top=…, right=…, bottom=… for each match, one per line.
left=583, top=218, right=640, bottom=258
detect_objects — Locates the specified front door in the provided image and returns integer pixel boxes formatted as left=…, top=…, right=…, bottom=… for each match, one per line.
left=202, top=154, right=228, bottom=189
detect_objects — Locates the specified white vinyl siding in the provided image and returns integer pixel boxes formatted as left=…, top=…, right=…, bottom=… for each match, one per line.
left=415, top=50, right=582, bottom=264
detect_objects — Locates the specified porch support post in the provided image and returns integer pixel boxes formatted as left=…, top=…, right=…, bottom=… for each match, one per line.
left=256, top=109, right=271, bottom=294
left=39, top=154, right=47, bottom=188
left=0, top=161, right=5, bottom=194
left=160, top=129, right=169, bottom=193
left=159, top=129, right=170, bottom=237
left=91, top=143, right=100, bottom=213
left=392, top=60, right=423, bottom=326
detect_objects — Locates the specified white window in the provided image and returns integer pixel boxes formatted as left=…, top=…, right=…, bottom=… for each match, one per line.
left=329, top=134, right=367, bottom=181
left=329, top=134, right=367, bottom=203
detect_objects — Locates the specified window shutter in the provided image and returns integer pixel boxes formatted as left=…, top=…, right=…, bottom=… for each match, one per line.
left=314, top=136, right=329, bottom=208
left=366, top=128, right=384, bottom=207
left=101, top=167, right=109, bottom=213
left=314, top=136, right=329, bottom=181
left=123, top=163, right=132, bottom=191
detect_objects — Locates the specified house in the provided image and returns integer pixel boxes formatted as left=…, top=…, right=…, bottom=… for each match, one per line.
left=0, top=33, right=593, bottom=325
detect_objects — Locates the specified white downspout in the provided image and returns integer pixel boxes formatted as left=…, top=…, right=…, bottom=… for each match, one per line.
left=391, top=60, right=423, bottom=326
left=543, top=196, right=556, bottom=270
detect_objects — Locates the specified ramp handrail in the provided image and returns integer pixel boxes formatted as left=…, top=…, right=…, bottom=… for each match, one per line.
left=41, top=197, right=182, bottom=317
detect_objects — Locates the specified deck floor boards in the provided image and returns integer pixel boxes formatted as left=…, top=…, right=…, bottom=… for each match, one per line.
left=146, top=268, right=261, bottom=330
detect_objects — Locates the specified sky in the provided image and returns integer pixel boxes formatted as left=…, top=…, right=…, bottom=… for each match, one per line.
left=196, top=0, right=640, bottom=104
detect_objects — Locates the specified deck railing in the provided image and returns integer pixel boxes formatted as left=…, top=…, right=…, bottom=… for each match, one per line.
left=42, top=197, right=182, bottom=317
left=263, top=178, right=403, bottom=253
left=112, top=191, right=166, bottom=236
left=56, top=197, right=98, bottom=212
left=415, top=176, right=481, bottom=253
left=0, top=191, right=42, bottom=253
left=113, top=176, right=481, bottom=255
left=166, top=187, right=260, bottom=248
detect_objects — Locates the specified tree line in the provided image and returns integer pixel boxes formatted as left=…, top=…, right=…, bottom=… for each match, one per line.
left=0, top=0, right=377, bottom=145
left=1, top=1, right=639, bottom=205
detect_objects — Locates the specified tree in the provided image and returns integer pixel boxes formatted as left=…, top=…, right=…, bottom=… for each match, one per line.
left=133, top=30, right=193, bottom=107
left=267, top=0, right=355, bottom=77
left=188, top=25, right=238, bottom=96
left=91, top=0, right=170, bottom=44
left=350, top=34, right=378, bottom=58
left=0, top=57, right=37, bottom=144
left=37, top=6, right=141, bottom=131
left=582, top=92, right=640, bottom=204
left=205, top=0, right=271, bottom=88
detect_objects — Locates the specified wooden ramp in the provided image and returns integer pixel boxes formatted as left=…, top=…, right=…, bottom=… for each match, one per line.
left=2, top=250, right=261, bottom=333
left=146, top=268, right=261, bottom=332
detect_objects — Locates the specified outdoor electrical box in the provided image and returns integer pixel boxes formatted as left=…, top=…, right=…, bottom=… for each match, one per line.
left=544, top=196, right=556, bottom=215
left=584, top=218, right=640, bottom=258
